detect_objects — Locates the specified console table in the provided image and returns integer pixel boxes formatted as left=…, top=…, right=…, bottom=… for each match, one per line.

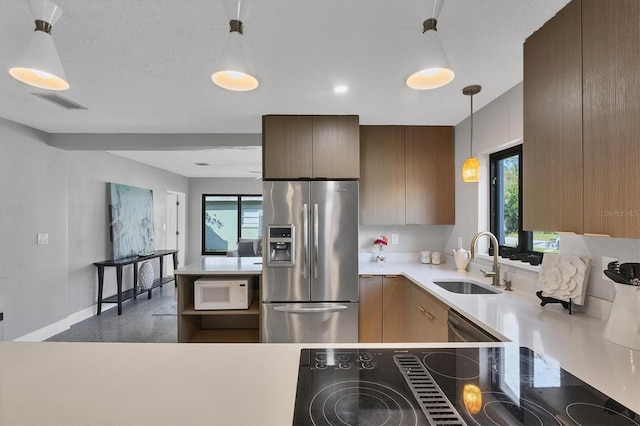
left=93, top=250, right=178, bottom=315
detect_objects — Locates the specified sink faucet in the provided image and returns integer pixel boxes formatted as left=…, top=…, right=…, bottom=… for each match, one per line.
left=470, top=231, right=501, bottom=287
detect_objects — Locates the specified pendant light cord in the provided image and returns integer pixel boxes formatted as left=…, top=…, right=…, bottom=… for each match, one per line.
left=470, top=92, right=474, bottom=157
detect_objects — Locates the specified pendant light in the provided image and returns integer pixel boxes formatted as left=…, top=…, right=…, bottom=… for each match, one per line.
left=462, top=85, right=481, bottom=182
left=406, top=0, right=454, bottom=90
left=211, top=0, right=259, bottom=91
left=9, top=0, right=69, bottom=91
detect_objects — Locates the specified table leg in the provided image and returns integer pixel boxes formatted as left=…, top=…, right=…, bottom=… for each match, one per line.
left=96, top=266, right=105, bottom=315
left=172, top=251, right=179, bottom=287
left=116, top=265, right=123, bottom=315
left=133, top=261, right=139, bottom=299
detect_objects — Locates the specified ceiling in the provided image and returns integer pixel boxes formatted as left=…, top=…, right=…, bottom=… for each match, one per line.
left=0, top=0, right=569, bottom=177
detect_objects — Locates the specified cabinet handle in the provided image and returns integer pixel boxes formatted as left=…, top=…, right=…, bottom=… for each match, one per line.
left=417, top=304, right=426, bottom=313
left=384, top=275, right=398, bottom=278
left=417, top=304, right=434, bottom=319
left=426, top=311, right=435, bottom=320
left=360, top=275, right=373, bottom=278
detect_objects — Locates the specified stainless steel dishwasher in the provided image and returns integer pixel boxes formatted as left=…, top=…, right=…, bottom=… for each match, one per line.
left=448, top=309, right=500, bottom=342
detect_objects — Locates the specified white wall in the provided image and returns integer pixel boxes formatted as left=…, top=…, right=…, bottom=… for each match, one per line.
left=0, top=118, right=188, bottom=340
left=0, top=119, right=69, bottom=340
left=186, top=178, right=262, bottom=265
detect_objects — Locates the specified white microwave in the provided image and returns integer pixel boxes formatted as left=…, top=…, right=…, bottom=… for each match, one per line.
left=194, top=278, right=253, bottom=310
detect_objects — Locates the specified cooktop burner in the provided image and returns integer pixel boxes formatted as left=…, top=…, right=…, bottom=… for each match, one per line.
left=292, top=347, right=639, bottom=426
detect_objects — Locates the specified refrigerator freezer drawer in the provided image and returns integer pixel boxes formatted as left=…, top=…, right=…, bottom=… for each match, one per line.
left=262, top=302, right=358, bottom=343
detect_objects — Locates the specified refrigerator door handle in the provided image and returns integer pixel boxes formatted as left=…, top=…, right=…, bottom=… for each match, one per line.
left=273, top=305, right=348, bottom=314
left=313, top=203, right=319, bottom=279
left=303, top=203, right=309, bottom=279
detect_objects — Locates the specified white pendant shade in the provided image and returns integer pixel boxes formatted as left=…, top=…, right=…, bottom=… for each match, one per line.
left=9, top=30, right=69, bottom=91
left=407, top=29, right=454, bottom=90
left=212, top=28, right=259, bottom=92
left=8, top=0, right=69, bottom=91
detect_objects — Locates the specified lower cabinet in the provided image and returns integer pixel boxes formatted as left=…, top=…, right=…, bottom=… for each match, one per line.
left=358, top=275, right=448, bottom=343
left=358, top=275, right=383, bottom=342
left=406, top=284, right=448, bottom=342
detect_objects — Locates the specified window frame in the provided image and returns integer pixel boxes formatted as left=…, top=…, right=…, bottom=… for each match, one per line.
left=201, top=194, right=262, bottom=255
left=489, top=144, right=534, bottom=256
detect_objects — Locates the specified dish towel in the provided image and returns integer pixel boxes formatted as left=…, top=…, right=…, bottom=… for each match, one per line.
left=537, top=254, right=591, bottom=305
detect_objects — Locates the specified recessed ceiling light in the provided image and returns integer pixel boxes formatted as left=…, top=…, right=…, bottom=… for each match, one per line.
left=333, top=85, right=348, bottom=94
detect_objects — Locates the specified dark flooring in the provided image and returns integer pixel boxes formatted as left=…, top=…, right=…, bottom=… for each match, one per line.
left=46, top=284, right=177, bottom=343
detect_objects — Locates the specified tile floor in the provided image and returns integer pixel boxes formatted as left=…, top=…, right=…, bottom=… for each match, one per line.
left=46, top=284, right=177, bottom=343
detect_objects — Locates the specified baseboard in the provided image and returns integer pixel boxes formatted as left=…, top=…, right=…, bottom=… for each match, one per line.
left=13, top=303, right=116, bottom=342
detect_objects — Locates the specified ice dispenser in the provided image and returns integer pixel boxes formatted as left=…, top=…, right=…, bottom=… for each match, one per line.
left=267, top=225, right=295, bottom=266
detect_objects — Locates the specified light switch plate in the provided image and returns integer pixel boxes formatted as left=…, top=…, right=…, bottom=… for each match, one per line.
left=602, top=256, right=619, bottom=281
left=37, top=233, right=49, bottom=245
left=391, top=234, right=399, bottom=244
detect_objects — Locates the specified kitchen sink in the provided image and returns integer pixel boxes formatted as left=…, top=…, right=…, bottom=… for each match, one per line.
left=433, top=281, right=501, bottom=295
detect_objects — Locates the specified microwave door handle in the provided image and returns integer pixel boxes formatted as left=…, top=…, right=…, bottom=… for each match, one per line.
left=273, top=305, right=348, bottom=313
left=303, top=203, right=309, bottom=279
left=313, top=203, right=319, bottom=279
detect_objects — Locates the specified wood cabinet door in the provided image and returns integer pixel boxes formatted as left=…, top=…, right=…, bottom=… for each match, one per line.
left=312, top=115, right=360, bottom=179
left=522, top=0, right=583, bottom=233
left=359, top=126, right=406, bottom=225
left=262, top=115, right=313, bottom=179
left=582, top=0, right=640, bottom=238
left=358, top=275, right=383, bottom=343
left=405, top=126, right=455, bottom=224
left=407, top=284, right=449, bottom=342
left=381, top=275, right=408, bottom=342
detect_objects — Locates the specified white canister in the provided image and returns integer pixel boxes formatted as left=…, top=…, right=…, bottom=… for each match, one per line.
left=420, top=251, right=431, bottom=264
left=431, top=252, right=441, bottom=265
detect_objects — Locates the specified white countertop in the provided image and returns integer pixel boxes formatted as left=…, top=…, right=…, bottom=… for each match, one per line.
left=174, top=256, right=263, bottom=275
left=360, top=260, right=640, bottom=416
left=1, top=260, right=638, bottom=425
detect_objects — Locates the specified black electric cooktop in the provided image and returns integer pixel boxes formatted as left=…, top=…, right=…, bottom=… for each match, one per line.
left=293, top=347, right=639, bottom=426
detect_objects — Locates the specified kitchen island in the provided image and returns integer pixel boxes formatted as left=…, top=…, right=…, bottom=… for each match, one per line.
left=174, top=256, right=262, bottom=343
left=1, top=258, right=638, bottom=425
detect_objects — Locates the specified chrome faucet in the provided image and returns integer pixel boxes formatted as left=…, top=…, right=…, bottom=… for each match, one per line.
left=470, top=231, right=501, bottom=287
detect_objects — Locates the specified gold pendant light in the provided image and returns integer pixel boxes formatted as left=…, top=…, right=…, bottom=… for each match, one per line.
left=462, top=85, right=481, bottom=182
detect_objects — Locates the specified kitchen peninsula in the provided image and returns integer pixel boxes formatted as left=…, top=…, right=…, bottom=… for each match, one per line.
left=1, top=258, right=638, bottom=425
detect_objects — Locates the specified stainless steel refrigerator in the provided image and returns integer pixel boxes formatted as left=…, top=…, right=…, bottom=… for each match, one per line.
left=262, top=181, right=359, bottom=343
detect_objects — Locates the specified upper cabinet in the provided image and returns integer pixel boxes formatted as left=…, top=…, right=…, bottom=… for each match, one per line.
left=360, top=125, right=454, bottom=225
left=523, top=0, right=639, bottom=238
left=359, top=126, right=406, bottom=224
left=523, top=0, right=583, bottom=234
left=581, top=0, right=639, bottom=238
left=262, top=115, right=359, bottom=180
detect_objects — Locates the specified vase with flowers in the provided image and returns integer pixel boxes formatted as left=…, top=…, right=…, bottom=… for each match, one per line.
left=373, top=235, right=388, bottom=263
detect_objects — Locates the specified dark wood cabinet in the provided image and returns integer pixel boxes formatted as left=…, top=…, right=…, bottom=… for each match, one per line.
left=405, top=126, right=455, bottom=225
left=581, top=0, right=640, bottom=238
left=262, top=115, right=359, bottom=179
left=359, top=125, right=455, bottom=225
left=523, top=0, right=583, bottom=234
left=359, top=126, right=406, bottom=225
left=523, top=0, right=640, bottom=238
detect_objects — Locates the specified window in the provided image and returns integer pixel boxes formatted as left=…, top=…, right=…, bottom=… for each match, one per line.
left=490, top=145, right=558, bottom=263
left=202, top=195, right=262, bottom=255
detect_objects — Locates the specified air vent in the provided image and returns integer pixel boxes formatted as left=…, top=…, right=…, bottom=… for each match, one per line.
left=32, top=93, right=87, bottom=110
left=394, top=354, right=468, bottom=426
left=194, top=162, right=210, bottom=166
